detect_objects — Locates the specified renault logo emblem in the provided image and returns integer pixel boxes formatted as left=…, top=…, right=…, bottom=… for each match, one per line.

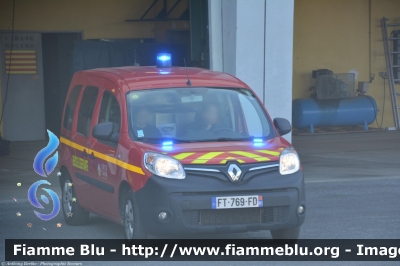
left=227, top=164, right=242, bottom=182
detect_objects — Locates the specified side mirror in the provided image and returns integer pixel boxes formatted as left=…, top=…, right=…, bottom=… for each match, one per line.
left=92, top=122, right=114, bottom=142
left=273, top=118, right=292, bottom=136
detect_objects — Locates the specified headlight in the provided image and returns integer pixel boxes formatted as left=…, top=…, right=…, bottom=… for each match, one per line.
left=279, top=147, right=300, bottom=175
left=144, top=152, right=186, bottom=179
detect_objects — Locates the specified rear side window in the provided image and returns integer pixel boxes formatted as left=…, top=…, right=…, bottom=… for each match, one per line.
left=98, top=91, right=121, bottom=134
left=77, top=86, right=99, bottom=137
left=63, top=85, right=82, bottom=130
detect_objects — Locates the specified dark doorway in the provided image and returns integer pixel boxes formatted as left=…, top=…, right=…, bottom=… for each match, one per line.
left=166, top=30, right=191, bottom=65
left=42, top=32, right=82, bottom=137
left=189, top=0, right=209, bottom=69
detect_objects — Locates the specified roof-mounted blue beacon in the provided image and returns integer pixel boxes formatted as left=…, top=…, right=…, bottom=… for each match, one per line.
left=157, top=53, right=172, bottom=68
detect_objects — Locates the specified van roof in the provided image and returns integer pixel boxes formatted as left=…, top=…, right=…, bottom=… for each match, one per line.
left=80, top=66, right=249, bottom=92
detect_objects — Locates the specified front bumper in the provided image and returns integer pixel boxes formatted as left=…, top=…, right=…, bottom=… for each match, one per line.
left=133, top=164, right=306, bottom=235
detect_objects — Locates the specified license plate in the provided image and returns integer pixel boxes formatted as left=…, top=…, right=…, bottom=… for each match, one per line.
left=212, top=195, right=263, bottom=209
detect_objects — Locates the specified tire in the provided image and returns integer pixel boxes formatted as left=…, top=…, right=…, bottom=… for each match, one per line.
left=270, top=226, right=300, bottom=243
left=122, top=190, right=147, bottom=239
left=61, top=174, right=89, bottom=225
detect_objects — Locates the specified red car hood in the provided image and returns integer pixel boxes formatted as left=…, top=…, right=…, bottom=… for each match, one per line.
left=135, top=137, right=289, bottom=165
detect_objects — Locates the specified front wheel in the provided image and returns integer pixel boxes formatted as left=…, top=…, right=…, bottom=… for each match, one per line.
left=270, top=226, right=300, bottom=242
left=61, top=174, right=89, bottom=225
left=122, top=190, right=147, bottom=239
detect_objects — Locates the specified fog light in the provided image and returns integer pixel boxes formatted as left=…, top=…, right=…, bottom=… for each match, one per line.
left=298, top=205, right=305, bottom=214
left=158, top=212, right=167, bottom=220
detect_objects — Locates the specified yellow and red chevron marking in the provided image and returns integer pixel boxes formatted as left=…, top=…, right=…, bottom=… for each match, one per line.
left=171, top=148, right=284, bottom=164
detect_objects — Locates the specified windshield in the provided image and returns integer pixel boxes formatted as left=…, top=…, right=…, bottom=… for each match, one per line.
left=126, top=87, right=275, bottom=143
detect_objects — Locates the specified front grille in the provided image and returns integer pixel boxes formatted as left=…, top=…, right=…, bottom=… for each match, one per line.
left=183, top=161, right=279, bottom=183
left=183, top=206, right=287, bottom=226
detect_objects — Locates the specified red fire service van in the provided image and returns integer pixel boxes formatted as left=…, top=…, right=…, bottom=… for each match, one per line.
left=58, top=53, right=305, bottom=240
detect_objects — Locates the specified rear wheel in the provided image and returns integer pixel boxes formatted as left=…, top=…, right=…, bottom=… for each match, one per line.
left=122, top=190, right=147, bottom=239
left=61, top=174, right=89, bottom=225
left=270, top=226, right=300, bottom=243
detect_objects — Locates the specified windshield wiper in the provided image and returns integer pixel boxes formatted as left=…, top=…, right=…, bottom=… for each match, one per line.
left=137, top=137, right=194, bottom=143
left=215, top=137, right=254, bottom=142
left=137, top=137, right=265, bottom=143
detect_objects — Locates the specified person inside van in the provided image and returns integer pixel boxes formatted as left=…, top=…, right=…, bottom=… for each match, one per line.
left=185, top=102, right=227, bottom=133
left=131, top=106, right=162, bottom=139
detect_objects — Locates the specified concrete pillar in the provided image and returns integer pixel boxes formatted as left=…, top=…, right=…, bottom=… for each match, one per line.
left=208, top=0, right=294, bottom=143
left=263, top=0, right=294, bottom=143
left=208, top=0, right=223, bottom=71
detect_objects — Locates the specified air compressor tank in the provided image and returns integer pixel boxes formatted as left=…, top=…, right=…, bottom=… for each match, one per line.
left=292, top=96, right=378, bottom=133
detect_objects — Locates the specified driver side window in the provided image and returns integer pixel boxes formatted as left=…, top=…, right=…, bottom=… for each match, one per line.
left=237, top=94, right=265, bottom=137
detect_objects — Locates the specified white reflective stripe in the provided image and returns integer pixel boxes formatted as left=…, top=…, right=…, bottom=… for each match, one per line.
left=248, top=163, right=279, bottom=171
left=184, top=167, right=220, bottom=172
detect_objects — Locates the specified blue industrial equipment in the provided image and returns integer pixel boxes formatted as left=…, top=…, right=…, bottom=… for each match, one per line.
left=292, top=96, right=378, bottom=133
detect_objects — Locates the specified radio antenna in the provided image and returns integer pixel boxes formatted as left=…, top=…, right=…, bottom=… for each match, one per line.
left=183, top=58, right=192, bottom=86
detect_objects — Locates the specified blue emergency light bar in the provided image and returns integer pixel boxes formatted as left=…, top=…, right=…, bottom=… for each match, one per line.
left=253, top=138, right=264, bottom=147
left=157, top=53, right=172, bottom=68
left=162, top=141, right=173, bottom=146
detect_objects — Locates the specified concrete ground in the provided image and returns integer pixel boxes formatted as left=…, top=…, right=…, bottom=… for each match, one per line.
left=0, top=130, right=399, bottom=265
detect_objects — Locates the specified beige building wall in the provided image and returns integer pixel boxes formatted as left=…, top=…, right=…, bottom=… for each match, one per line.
left=293, top=0, right=400, bottom=128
